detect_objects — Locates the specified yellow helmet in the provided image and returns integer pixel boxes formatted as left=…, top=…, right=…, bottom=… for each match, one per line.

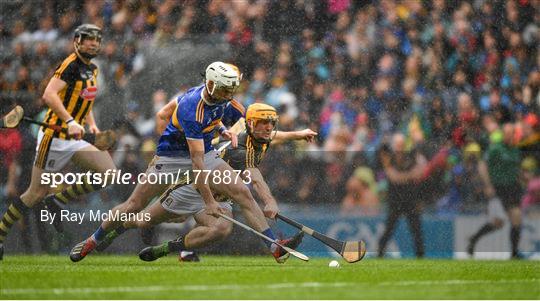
left=246, top=103, right=278, bottom=124
left=245, top=103, right=278, bottom=142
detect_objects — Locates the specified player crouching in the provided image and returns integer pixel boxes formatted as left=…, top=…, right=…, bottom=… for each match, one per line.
left=103, top=104, right=317, bottom=263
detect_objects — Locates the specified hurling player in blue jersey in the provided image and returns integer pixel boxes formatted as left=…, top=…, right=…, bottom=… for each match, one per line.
left=69, top=62, right=293, bottom=263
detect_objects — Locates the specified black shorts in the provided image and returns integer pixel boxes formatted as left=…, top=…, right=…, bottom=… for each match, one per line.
left=494, top=185, right=523, bottom=211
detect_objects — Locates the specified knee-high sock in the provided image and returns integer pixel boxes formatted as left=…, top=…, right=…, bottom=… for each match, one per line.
left=470, top=223, right=496, bottom=244
left=0, top=198, right=30, bottom=244
left=54, top=181, right=103, bottom=204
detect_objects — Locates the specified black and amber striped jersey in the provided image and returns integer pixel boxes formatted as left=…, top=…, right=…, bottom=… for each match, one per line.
left=42, top=53, right=98, bottom=139
left=221, top=132, right=269, bottom=171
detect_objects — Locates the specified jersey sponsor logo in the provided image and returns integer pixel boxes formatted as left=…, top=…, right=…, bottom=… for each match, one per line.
left=81, top=86, right=98, bottom=100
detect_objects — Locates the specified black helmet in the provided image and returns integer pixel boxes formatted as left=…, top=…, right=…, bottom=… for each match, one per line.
left=74, top=24, right=102, bottom=41
left=74, top=24, right=102, bottom=60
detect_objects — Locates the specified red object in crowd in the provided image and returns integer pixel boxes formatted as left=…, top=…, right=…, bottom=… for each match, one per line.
left=420, top=146, right=450, bottom=181
left=0, top=129, right=23, bottom=167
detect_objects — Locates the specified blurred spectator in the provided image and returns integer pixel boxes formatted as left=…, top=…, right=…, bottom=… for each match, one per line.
left=341, top=166, right=380, bottom=216
left=0, top=0, right=538, bottom=212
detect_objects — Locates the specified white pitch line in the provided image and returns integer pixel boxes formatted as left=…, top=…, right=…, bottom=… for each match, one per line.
left=0, top=282, right=353, bottom=295
left=1, top=279, right=538, bottom=295
left=378, top=278, right=540, bottom=286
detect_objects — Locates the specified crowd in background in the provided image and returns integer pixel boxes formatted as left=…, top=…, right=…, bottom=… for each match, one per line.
left=1, top=0, right=539, bottom=219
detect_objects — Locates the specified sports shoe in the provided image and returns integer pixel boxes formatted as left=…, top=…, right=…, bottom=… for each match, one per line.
left=70, top=238, right=97, bottom=262
left=43, top=195, right=65, bottom=233
left=179, top=250, right=200, bottom=262
left=138, top=243, right=169, bottom=262
left=95, top=230, right=119, bottom=252
left=272, top=231, right=304, bottom=264
left=0, top=245, right=4, bottom=261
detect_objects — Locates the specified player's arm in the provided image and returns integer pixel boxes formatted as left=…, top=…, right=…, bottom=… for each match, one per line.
left=245, top=167, right=279, bottom=219
left=86, top=109, right=100, bottom=134
left=43, top=77, right=85, bottom=139
left=212, top=118, right=246, bottom=146
left=271, top=129, right=318, bottom=145
left=478, top=159, right=496, bottom=198
left=155, top=99, right=177, bottom=135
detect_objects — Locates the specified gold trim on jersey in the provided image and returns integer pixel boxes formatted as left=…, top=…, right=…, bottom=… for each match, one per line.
left=35, top=133, right=53, bottom=169
left=171, top=103, right=183, bottom=131
left=203, top=119, right=222, bottom=133
left=196, top=99, right=204, bottom=123
left=53, top=53, right=77, bottom=78
left=230, top=99, right=245, bottom=115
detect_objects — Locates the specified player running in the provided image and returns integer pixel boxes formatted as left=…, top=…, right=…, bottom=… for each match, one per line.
left=0, top=24, right=116, bottom=260
left=98, top=103, right=317, bottom=263
left=69, top=62, right=301, bottom=263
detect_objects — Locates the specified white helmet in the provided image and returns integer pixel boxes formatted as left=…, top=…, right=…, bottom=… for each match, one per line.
left=205, top=62, right=242, bottom=101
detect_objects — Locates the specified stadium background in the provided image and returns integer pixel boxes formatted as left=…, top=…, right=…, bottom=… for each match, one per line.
left=0, top=0, right=539, bottom=259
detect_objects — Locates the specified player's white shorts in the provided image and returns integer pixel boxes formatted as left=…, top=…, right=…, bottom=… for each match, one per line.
left=161, top=183, right=232, bottom=216
left=34, top=130, right=92, bottom=171
left=155, top=149, right=231, bottom=216
left=487, top=197, right=506, bottom=221
left=145, top=149, right=225, bottom=179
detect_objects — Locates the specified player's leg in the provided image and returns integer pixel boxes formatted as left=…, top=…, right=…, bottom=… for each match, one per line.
left=377, top=203, right=401, bottom=257
left=404, top=203, right=424, bottom=258
left=95, top=196, right=179, bottom=252
left=208, top=162, right=301, bottom=263
left=138, top=208, right=234, bottom=262
left=45, top=140, right=116, bottom=232
left=137, top=183, right=233, bottom=261
left=69, top=179, right=169, bottom=262
left=43, top=144, right=116, bottom=232
left=467, top=197, right=505, bottom=256
left=507, top=206, right=522, bottom=258
left=0, top=165, right=49, bottom=260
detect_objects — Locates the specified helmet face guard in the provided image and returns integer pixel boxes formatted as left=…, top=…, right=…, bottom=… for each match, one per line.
left=74, top=24, right=102, bottom=60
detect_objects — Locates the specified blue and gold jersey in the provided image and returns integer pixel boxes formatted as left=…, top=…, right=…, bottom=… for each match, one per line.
left=156, top=85, right=244, bottom=157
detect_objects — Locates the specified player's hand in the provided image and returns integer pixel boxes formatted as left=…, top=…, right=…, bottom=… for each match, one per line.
left=263, top=202, right=279, bottom=219
left=221, top=130, right=238, bottom=148
left=67, top=120, right=85, bottom=140
left=300, top=129, right=318, bottom=143
left=205, top=200, right=225, bottom=218
left=88, top=124, right=100, bottom=134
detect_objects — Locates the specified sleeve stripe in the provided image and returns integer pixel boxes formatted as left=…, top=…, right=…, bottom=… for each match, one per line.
left=230, top=100, right=245, bottom=115
left=196, top=99, right=204, bottom=123
left=54, top=53, right=77, bottom=78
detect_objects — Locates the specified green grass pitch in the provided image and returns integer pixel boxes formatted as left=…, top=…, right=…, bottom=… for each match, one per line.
left=0, top=255, right=538, bottom=299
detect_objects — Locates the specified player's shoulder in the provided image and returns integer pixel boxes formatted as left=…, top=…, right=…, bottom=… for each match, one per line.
left=176, top=85, right=205, bottom=121
left=54, top=53, right=79, bottom=74
left=226, top=99, right=246, bottom=114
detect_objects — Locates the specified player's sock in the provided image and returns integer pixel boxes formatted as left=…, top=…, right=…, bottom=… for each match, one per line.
left=470, top=223, right=495, bottom=244
left=91, top=226, right=107, bottom=242
left=510, top=226, right=521, bottom=257
left=54, top=182, right=102, bottom=204
left=261, top=228, right=278, bottom=252
left=0, top=198, right=29, bottom=245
